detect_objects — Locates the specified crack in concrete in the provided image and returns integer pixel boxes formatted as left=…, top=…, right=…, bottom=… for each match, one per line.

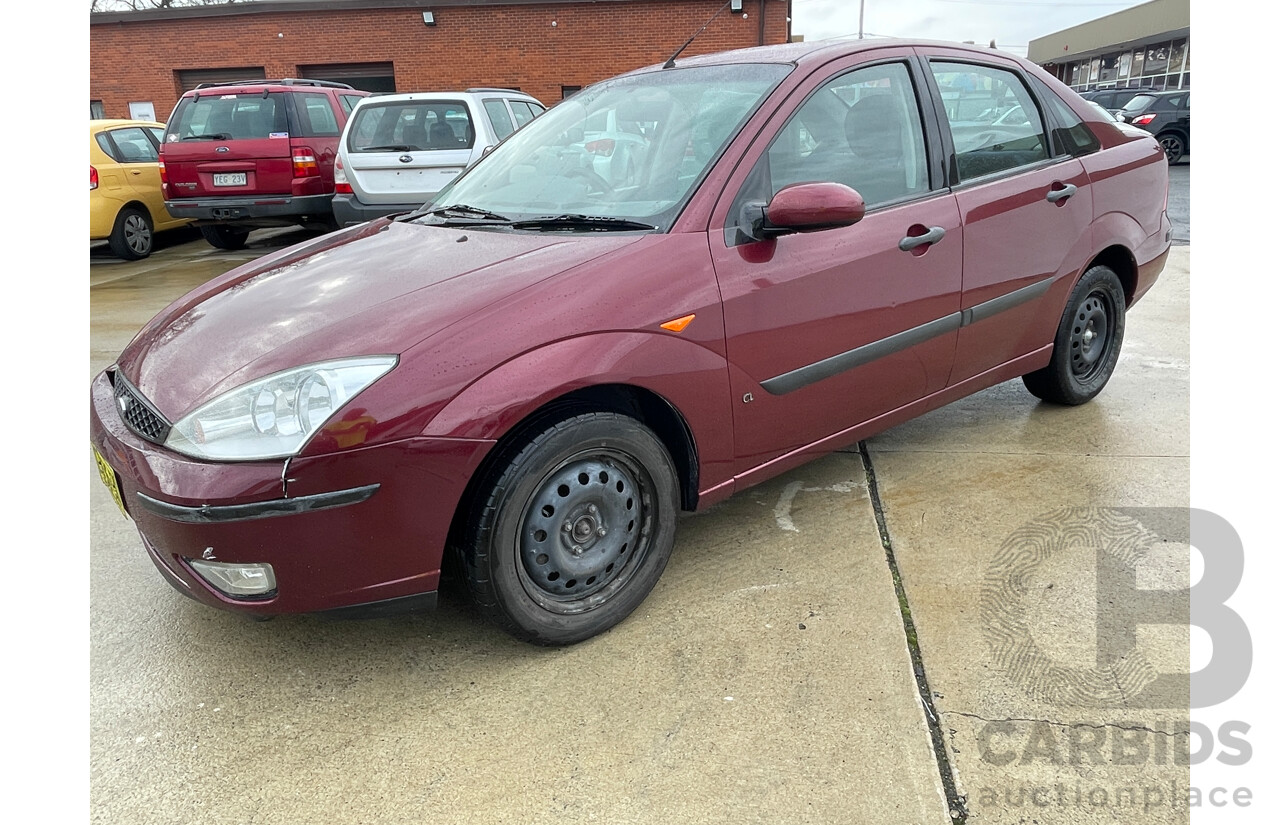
left=858, top=441, right=969, bottom=825
left=942, top=710, right=1185, bottom=738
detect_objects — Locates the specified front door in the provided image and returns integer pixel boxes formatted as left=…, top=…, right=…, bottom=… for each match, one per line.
left=709, top=55, right=964, bottom=475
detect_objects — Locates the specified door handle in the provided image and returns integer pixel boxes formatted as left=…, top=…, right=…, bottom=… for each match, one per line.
left=1046, top=183, right=1077, bottom=203
left=899, top=225, right=945, bottom=252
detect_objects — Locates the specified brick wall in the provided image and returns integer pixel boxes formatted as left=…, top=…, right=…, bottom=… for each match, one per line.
left=90, top=0, right=791, bottom=119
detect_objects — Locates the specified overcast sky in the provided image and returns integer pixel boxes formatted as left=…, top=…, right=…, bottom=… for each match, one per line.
left=788, top=0, right=1156, bottom=57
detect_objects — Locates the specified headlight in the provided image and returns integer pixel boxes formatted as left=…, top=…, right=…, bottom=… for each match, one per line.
left=164, top=356, right=397, bottom=461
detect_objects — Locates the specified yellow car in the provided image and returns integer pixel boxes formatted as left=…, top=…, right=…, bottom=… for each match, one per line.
left=90, top=119, right=192, bottom=259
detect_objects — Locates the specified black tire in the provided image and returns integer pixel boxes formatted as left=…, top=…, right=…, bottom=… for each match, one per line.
left=1023, top=264, right=1126, bottom=405
left=462, top=411, right=679, bottom=645
left=108, top=207, right=153, bottom=260
left=199, top=224, right=250, bottom=250
left=1156, top=132, right=1185, bottom=164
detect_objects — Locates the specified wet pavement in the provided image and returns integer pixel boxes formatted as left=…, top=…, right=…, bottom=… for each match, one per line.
left=90, top=225, right=1190, bottom=824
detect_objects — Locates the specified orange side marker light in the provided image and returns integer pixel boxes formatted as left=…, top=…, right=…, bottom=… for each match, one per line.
left=660, top=314, right=696, bottom=333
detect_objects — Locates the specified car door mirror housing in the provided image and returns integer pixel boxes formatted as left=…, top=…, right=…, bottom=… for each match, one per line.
left=759, top=182, right=866, bottom=239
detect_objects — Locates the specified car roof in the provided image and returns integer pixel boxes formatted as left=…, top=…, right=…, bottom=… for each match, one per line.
left=643, top=36, right=1028, bottom=72
left=355, top=90, right=541, bottom=103
left=90, top=119, right=163, bottom=131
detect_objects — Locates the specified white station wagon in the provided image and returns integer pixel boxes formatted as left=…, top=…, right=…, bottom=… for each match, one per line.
left=332, top=88, right=546, bottom=226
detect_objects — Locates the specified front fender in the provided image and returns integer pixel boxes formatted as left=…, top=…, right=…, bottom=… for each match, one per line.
left=424, top=332, right=736, bottom=497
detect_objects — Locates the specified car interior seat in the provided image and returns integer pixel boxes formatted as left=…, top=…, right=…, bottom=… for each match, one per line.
left=403, top=120, right=429, bottom=150
left=429, top=121, right=457, bottom=149
left=843, top=94, right=910, bottom=205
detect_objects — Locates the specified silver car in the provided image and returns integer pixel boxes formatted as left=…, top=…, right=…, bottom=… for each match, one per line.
left=332, top=89, right=546, bottom=226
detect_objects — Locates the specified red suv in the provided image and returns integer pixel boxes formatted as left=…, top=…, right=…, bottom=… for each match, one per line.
left=159, top=79, right=370, bottom=249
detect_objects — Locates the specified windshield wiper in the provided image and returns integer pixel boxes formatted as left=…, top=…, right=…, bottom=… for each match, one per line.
left=509, top=214, right=657, bottom=232
left=184, top=133, right=232, bottom=141
left=420, top=204, right=512, bottom=223
left=361, top=144, right=414, bottom=152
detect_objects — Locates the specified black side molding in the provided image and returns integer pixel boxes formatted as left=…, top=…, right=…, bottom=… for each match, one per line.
left=136, top=483, right=380, bottom=524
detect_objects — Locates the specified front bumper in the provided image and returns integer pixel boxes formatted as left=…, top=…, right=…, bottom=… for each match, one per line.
left=90, top=369, right=493, bottom=616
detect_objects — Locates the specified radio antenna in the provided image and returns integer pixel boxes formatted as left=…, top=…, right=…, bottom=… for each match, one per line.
left=664, top=0, right=738, bottom=69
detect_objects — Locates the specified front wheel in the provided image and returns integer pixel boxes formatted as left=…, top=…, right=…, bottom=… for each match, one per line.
left=1022, top=264, right=1126, bottom=405
left=108, top=207, right=153, bottom=260
left=462, top=412, right=679, bottom=645
left=199, top=224, right=250, bottom=250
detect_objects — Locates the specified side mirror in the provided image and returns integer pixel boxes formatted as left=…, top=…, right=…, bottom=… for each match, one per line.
left=741, top=182, right=866, bottom=241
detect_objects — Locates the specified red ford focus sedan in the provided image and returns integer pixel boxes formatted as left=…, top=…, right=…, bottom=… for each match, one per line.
left=91, top=39, right=1171, bottom=645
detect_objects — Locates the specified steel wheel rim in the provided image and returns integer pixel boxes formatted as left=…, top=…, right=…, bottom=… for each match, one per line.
left=517, top=449, right=654, bottom=614
left=124, top=214, right=151, bottom=255
left=1069, top=289, right=1115, bottom=380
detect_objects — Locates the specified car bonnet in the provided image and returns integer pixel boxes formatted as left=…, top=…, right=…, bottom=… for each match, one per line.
left=116, top=221, right=645, bottom=419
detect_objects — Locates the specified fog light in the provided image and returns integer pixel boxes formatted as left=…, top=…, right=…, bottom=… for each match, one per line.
left=187, top=559, right=277, bottom=598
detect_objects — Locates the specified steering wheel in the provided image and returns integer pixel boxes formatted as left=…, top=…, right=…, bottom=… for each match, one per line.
left=565, top=166, right=615, bottom=196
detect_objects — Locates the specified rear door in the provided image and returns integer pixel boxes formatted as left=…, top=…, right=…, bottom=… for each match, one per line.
left=161, top=90, right=294, bottom=198
left=343, top=99, right=478, bottom=205
left=921, top=49, right=1094, bottom=383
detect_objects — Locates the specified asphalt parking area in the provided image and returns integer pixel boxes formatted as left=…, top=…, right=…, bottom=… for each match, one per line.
left=90, top=233, right=1189, bottom=825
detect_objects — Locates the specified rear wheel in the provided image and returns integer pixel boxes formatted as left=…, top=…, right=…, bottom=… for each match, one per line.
left=199, top=224, right=250, bottom=250
left=1156, top=132, right=1185, bottom=164
left=462, top=412, right=679, bottom=645
left=1023, top=264, right=1126, bottom=405
left=108, top=207, right=153, bottom=260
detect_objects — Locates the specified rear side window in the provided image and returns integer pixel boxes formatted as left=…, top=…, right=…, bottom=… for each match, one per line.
left=339, top=94, right=366, bottom=116
left=167, top=92, right=289, bottom=142
left=347, top=100, right=475, bottom=151
left=1031, top=78, right=1100, bottom=157
left=509, top=100, right=536, bottom=128
left=98, top=127, right=160, bottom=163
left=294, top=92, right=341, bottom=137
left=931, top=61, right=1049, bottom=181
left=1120, top=94, right=1157, bottom=116
left=484, top=99, right=516, bottom=139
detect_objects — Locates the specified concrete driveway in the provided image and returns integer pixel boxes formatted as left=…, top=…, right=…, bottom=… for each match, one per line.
left=90, top=227, right=1189, bottom=825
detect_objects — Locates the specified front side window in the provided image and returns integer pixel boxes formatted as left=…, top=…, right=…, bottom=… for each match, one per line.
left=347, top=100, right=474, bottom=151
left=762, top=61, right=930, bottom=207
left=931, top=61, right=1049, bottom=181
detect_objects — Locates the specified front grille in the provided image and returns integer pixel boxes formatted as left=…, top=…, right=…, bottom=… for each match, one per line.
left=111, top=371, right=173, bottom=445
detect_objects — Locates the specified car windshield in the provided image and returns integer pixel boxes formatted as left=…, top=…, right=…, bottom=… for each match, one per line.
left=1120, top=94, right=1157, bottom=115
left=416, top=63, right=791, bottom=232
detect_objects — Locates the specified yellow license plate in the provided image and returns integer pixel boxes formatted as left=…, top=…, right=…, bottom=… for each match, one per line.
left=93, top=447, right=129, bottom=518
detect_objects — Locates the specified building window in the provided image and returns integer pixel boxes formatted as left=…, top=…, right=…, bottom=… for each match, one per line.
left=561, top=85, right=582, bottom=99
left=1143, top=42, right=1171, bottom=76
left=1169, top=39, right=1187, bottom=75
left=90, top=100, right=104, bottom=119
left=1099, top=53, right=1119, bottom=84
